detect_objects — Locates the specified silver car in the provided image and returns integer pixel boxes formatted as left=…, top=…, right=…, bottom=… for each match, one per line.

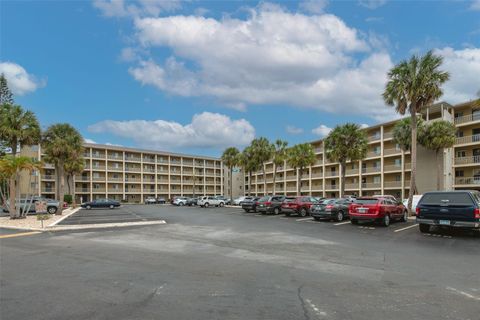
left=2, top=197, right=59, bottom=215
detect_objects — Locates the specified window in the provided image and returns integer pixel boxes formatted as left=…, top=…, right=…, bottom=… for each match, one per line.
left=455, top=170, right=464, bottom=177
left=394, top=159, right=401, bottom=167
left=456, top=131, right=464, bottom=138
left=373, top=176, right=381, bottom=184
left=395, top=175, right=401, bottom=182
left=456, top=150, right=466, bottom=158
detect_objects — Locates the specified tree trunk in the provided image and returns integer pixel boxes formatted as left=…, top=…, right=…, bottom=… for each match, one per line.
left=15, top=171, right=21, bottom=218
left=297, top=168, right=302, bottom=196
left=436, top=149, right=441, bottom=191
left=340, top=162, right=346, bottom=198
left=72, top=178, right=77, bottom=207
left=10, top=138, right=17, bottom=157
left=408, top=109, right=417, bottom=213
left=57, top=161, right=65, bottom=215
left=272, top=163, right=277, bottom=195
left=229, top=167, right=233, bottom=203
left=262, top=165, right=267, bottom=196
left=248, top=171, right=252, bottom=196
left=8, top=176, right=16, bottom=219
left=66, top=174, right=72, bottom=195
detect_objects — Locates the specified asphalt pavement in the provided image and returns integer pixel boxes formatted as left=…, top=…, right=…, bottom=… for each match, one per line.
left=1, top=204, right=479, bottom=320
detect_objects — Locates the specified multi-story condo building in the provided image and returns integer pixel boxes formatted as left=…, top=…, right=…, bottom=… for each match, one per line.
left=246, top=100, right=480, bottom=199
left=21, top=143, right=226, bottom=203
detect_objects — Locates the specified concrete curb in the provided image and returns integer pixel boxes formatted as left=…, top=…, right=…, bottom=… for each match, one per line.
left=1, top=219, right=166, bottom=232
left=48, top=207, right=82, bottom=227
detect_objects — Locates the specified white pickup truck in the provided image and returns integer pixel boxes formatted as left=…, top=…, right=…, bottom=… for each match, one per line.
left=197, top=196, right=225, bottom=208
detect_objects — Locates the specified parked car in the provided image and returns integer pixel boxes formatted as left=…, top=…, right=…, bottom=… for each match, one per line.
left=241, top=197, right=261, bottom=213
left=198, top=196, right=225, bottom=208
left=233, top=196, right=253, bottom=206
left=156, top=197, right=166, bottom=204
left=416, top=191, right=480, bottom=233
left=144, top=196, right=157, bottom=204
left=281, top=196, right=319, bottom=217
left=402, top=195, right=423, bottom=212
left=186, top=197, right=198, bottom=206
left=256, top=196, right=286, bottom=215
left=215, top=196, right=231, bottom=205
left=349, top=197, right=407, bottom=226
left=311, top=198, right=352, bottom=222
left=173, top=197, right=188, bottom=206
left=81, top=198, right=120, bottom=209
left=2, top=197, right=60, bottom=215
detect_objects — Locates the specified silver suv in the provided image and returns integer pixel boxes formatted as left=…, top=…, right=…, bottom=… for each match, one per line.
left=2, top=197, right=59, bottom=214
left=198, top=196, right=225, bottom=208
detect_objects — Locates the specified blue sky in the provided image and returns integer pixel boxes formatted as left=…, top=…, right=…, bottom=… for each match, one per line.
left=1, top=0, right=479, bottom=156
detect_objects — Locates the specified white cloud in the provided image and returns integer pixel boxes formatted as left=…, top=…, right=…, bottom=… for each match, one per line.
left=93, top=0, right=182, bottom=18
left=358, top=0, right=387, bottom=9
left=470, top=0, right=480, bottom=10
left=88, top=112, right=255, bottom=149
left=0, top=62, right=45, bottom=96
left=128, top=5, right=401, bottom=121
left=299, top=0, right=329, bottom=14
left=360, top=123, right=369, bottom=129
left=84, top=138, right=97, bottom=144
left=119, top=47, right=138, bottom=62
left=435, top=47, right=480, bottom=103
left=312, top=124, right=332, bottom=137
left=286, top=125, right=304, bottom=135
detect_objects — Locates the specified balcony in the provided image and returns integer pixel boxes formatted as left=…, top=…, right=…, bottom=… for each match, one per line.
left=362, top=167, right=381, bottom=174
left=456, top=134, right=480, bottom=145
left=41, top=187, right=55, bottom=193
left=143, top=168, right=156, bottom=173
left=158, top=159, right=169, bottom=164
left=42, top=175, right=55, bottom=180
left=384, top=148, right=401, bottom=156
left=346, top=169, right=358, bottom=176
left=384, top=165, right=402, bottom=172
left=91, top=166, right=106, bottom=171
left=143, top=179, right=155, bottom=184
left=107, top=155, right=122, bottom=160
left=91, top=153, right=105, bottom=159
left=108, top=166, right=123, bottom=171
left=107, top=177, right=123, bottom=182
left=311, top=173, right=323, bottom=178
left=92, top=176, right=106, bottom=182
left=125, top=167, right=141, bottom=172
left=454, top=114, right=480, bottom=125
left=366, top=151, right=381, bottom=158
left=325, top=171, right=338, bottom=177
left=344, top=183, right=359, bottom=190
left=108, top=188, right=123, bottom=193
left=182, top=161, right=194, bottom=166
left=76, top=188, right=90, bottom=193
left=315, top=147, right=323, bottom=153
left=454, top=156, right=480, bottom=165
left=286, top=187, right=297, bottom=191
left=125, top=156, right=142, bottom=162
left=205, top=163, right=215, bottom=168
left=170, top=160, right=182, bottom=165
left=384, top=181, right=402, bottom=188
left=361, top=182, right=381, bottom=189
left=143, top=157, right=156, bottom=163
left=455, top=177, right=480, bottom=186
left=125, top=178, right=141, bottom=183
left=368, top=134, right=381, bottom=142
left=383, top=131, right=393, bottom=140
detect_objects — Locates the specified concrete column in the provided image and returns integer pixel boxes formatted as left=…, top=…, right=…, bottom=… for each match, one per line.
left=168, top=155, right=171, bottom=200
left=155, top=154, right=158, bottom=198
left=322, top=142, right=326, bottom=198
left=401, top=151, right=405, bottom=199
left=105, top=148, right=109, bottom=199
left=380, top=125, right=384, bottom=195
left=359, top=160, right=363, bottom=197
left=122, top=151, right=126, bottom=201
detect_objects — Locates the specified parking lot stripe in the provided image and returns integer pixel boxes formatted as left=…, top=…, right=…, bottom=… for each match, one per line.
left=0, top=231, right=41, bottom=239
left=334, top=221, right=351, bottom=226
left=394, top=224, right=418, bottom=233
left=296, top=217, right=312, bottom=222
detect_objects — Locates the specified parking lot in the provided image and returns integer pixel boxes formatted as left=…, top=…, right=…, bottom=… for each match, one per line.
left=1, top=204, right=479, bottom=320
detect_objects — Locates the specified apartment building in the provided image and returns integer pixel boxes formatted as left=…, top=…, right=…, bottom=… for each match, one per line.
left=21, top=143, right=226, bottom=203
left=246, top=100, right=480, bottom=199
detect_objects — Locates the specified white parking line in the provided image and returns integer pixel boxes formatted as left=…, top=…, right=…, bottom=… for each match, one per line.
left=446, top=287, right=480, bottom=301
left=334, top=221, right=350, bottom=226
left=394, top=224, right=418, bottom=233
left=296, top=217, right=312, bottom=222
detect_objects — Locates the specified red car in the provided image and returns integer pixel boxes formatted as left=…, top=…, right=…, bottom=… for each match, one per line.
left=349, top=197, right=408, bottom=227
left=281, top=196, right=318, bottom=217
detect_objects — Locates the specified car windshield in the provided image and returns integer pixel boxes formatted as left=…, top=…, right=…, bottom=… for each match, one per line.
left=321, top=199, right=336, bottom=204
left=258, top=196, right=270, bottom=202
left=420, top=193, right=474, bottom=205
left=284, top=197, right=296, bottom=202
left=355, top=198, right=379, bottom=205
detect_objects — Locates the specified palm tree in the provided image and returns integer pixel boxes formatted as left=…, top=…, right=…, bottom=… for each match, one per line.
left=0, top=73, right=14, bottom=105
left=250, top=137, right=274, bottom=195
left=421, top=120, right=456, bottom=190
left=324, top=123, right=368, bottom=198
left=286, top=143, right=316, bottom=196
left=42, top=124, right=84, bottom=214
left=0, top=104, right=41, bottom=156
left=272, top=140, right=288, bottom=195
left=64, top=155, right=85, bottom=206
left=221, top=147, right=240, bottom=202
left=0, top=155, right=41, bottom=219
left=383, top=51, right=449, bottom=212
left=239, top=146, right=260, bottom=196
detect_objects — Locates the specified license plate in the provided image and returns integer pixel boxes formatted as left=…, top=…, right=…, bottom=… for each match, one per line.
left=358, top=208, right=367, bottom=213
left=439, top=220, right=450, bottom=225
left=259, top=204, right=264, bottom=207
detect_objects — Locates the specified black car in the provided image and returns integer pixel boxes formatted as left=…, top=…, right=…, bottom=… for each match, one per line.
left=186, top=197, right=198, bottom=206
left=416, top=191, right=480, bottom=233
left=311, top=198, right=352, bottom=222
left=81, top=198, right=121, bottom=209
left=257, top=195, right=286, bottom=215
left=241, top=197, right=261, bottom=213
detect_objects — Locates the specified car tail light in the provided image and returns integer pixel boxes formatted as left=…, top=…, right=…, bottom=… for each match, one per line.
left=265, top=201, right=272, bottom=206
left=474, top=208, right=480, bottom=219
left=325, top=205, right=334, bottom=211
left=416, top=207, right=420, bottom=215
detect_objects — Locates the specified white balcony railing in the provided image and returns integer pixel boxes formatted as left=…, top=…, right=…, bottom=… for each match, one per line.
left=454, top=156, right=480, bottom=165
left=456, top=134, right=480, bottom=145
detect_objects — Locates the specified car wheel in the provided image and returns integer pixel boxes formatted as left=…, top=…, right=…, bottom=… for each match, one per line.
left=274, top=207, right=280, bottom=215
left=299, top=208, right=307, bottom=217
left=47, top=206, right=57, bottom=214
left=219, top=202, right=224, bottom=207
left=336, top=211, right=344, bottom=222
left=313, top=217, right=321, bottom=221
left=285, top=212, right=290, bottom=217
left=204, top=202, right=209, bottom=208
left=419, top=224, right=430, bottom=233
left=253, top=208, right=257, bottom=213
left=351, top=219, right=358, bottom=225
left=179, top=202, right=185, bottom=206
left=244, top=209, right=250, bottom=213
left=401, top=210, right=408, bottom=222
left=86, top=205, right=91, bottom=210
left=382, top=214, right=390, bottom=227
left=109, top=204, right=114, bottom=209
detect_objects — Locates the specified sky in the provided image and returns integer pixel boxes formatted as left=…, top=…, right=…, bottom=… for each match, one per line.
left=1, top=0, right=479, bottom=157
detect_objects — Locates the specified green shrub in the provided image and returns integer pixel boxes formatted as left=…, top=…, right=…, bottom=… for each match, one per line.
left=63, top=194, right=73, bottom=204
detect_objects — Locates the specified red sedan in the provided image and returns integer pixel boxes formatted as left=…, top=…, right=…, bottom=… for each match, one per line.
left=349, top=197, right=408, bottom=227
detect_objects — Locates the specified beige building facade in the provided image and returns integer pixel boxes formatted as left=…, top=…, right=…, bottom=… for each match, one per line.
left=246, top=100, right=480, bottom=200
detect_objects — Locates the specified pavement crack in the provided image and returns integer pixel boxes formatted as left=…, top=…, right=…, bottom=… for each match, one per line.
left=297, top=285, right=311, bottom=320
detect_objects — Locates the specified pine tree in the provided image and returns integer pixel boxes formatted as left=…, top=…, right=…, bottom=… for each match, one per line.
left=0, top=73, right=14, bottom=105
